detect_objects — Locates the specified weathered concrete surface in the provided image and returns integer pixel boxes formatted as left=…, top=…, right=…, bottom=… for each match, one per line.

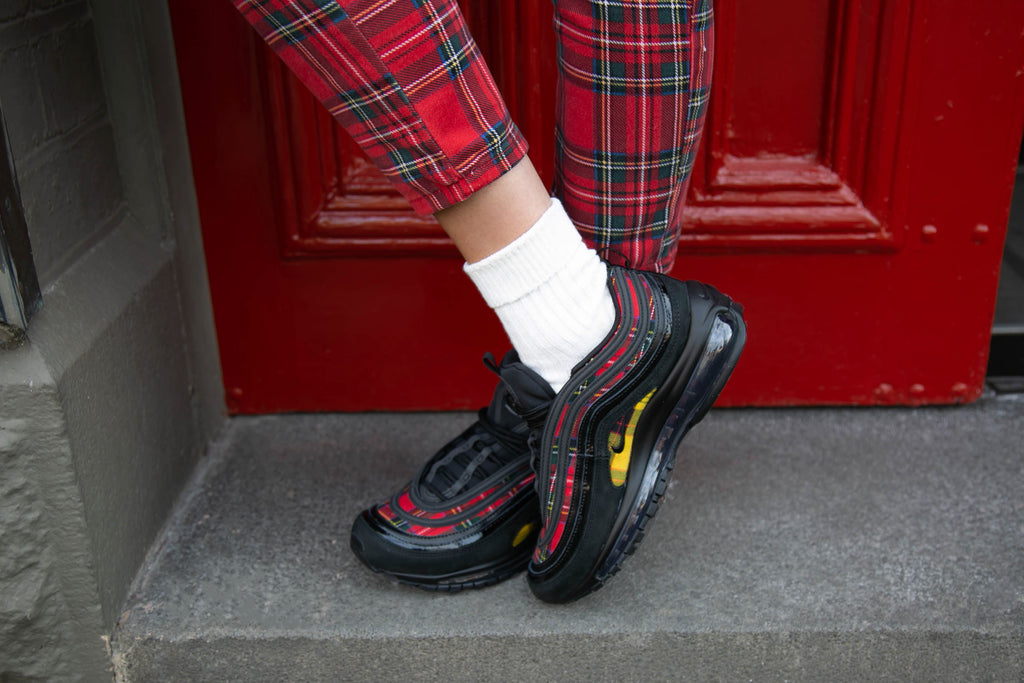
left=115, top=397, right=1024, bottom=681
left=0, top=345, right=110, bottom=681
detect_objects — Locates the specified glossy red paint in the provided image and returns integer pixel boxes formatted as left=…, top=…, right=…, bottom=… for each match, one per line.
left=169, top=0, right=1024, bottom=412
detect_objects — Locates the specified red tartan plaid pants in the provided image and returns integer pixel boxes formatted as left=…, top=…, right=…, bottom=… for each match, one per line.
left=233, top=0, right=713, bottom=272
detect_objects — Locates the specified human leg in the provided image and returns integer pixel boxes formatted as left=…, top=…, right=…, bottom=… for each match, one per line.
left=233, top=0, right=611, bottom=590
left=523, top=0, right=744, bottom=602
left=552, top=0, right=715, bottom=272
left=234, top=0, right=744, bottom=602
left=235, top=0, right=613, bottom=392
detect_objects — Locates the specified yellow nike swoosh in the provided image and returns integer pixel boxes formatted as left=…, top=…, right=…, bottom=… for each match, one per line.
left=608, top=388, right=657, bottom=487
left=512, top=522, right=535, bottom=548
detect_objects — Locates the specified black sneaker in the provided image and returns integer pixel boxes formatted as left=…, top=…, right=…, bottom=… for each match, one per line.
left=527, top=266, right=746, bottom=603
left=350, top=352, right=553, bottom=591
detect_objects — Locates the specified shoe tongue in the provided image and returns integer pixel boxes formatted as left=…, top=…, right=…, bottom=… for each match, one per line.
left=486, top=351, right=556, bottom=427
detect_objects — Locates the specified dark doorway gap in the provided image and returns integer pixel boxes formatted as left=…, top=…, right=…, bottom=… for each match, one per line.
left=987, top=134, right=1024, bottom=393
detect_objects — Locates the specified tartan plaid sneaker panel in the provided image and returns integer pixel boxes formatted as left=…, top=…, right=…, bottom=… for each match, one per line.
left=233, top=0, right=528, bottom=214
left=552, top=0, right=715, bottom=273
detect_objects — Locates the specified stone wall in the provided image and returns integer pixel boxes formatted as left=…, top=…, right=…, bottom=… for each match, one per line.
left=0, top=1, right=224, bottom=679
left=1, top=349, right=111, bottom=680
left=0, top=0, right=124, bottom=286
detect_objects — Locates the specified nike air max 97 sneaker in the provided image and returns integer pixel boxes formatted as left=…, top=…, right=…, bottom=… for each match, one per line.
left=527, top=266, right=746, bottom=603
left=350, top=352, right=553, bottom=591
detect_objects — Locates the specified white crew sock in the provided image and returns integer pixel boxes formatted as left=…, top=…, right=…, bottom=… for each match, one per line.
left=464, top=198, right=616, bottom=392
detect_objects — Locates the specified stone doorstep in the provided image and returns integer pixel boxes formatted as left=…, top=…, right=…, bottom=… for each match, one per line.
left=113, top=399, right=1024, bottom=681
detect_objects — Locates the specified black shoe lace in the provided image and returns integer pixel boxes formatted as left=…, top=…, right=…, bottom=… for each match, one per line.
left=421, top=352, right=554, bottom=502
left=598, top=245, right=634, bottom=270
left=420, top=407, right=528, bottom=501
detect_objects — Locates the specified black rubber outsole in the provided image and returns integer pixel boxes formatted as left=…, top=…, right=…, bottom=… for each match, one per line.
left=350, top=534, right=532, bottom=593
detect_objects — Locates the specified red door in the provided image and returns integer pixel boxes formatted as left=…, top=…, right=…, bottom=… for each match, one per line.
left=169, top=0, right=1024, bottom=413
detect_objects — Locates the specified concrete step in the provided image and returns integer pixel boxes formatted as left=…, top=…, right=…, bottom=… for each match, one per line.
left=113, top=397, right=1024, bottom=681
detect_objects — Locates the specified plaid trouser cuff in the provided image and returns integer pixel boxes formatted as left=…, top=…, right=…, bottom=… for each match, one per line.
left=233, top=0, right=528, bottom=214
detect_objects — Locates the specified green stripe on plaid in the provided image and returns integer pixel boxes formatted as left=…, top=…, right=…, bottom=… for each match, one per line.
left=265, top=2, right=347, bottom=46
left=686, top=84, right=710, bottom=122
left=436, top=29, right=472, bottom=79
left=692, top=0, right=713, bottom=31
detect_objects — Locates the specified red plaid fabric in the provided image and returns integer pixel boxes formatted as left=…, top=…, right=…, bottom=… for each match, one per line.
left=233, top=0, right=528, bottom=214
left=233, top=0, right=713, bottom=271
left=553, top=0, right=714, bottom=272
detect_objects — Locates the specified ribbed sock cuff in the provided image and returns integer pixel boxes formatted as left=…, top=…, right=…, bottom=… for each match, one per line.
left=463, top=198, right=615, bottom=391
left=463, top=199, right=585, bottom=308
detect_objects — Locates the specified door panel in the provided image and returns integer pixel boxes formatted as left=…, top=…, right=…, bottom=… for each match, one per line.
left=684, top=0, right=916, bottom=253
left=169, top=0, right=1024, bottom=412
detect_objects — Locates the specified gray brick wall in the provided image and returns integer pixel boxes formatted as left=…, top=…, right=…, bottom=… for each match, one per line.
left=0, top=0, right=124, bottom=286
left=1, top=3, right=135, bottom=680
